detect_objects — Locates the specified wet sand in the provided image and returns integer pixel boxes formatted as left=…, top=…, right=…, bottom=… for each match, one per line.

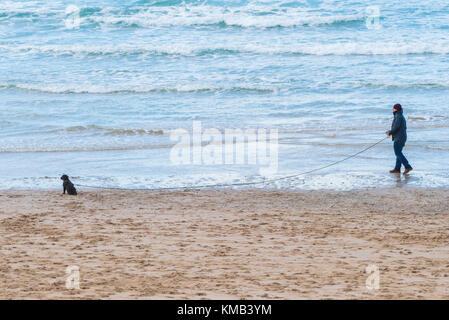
left=0, top=188, right=448, bottom=299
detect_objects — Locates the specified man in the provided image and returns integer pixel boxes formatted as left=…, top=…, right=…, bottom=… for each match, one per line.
left=386, top=103, right=413, bottom=174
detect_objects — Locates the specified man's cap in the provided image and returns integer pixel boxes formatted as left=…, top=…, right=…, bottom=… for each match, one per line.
left=393, top=103, right=402, bottom=111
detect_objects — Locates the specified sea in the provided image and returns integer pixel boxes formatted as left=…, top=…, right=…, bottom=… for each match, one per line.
left=1, top=0, right=449, bottom=190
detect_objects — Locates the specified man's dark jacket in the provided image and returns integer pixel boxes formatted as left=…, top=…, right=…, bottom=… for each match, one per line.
left=389, top=110, right=407, bottom=144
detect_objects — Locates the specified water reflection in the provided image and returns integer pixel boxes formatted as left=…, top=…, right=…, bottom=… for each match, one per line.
left=395, top=173, right=412, bottom=187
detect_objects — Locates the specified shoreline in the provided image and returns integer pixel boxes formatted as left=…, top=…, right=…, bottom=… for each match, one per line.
left=1, top=188, right=448, bottom=299
left=1, top=183, right=447, bottom=192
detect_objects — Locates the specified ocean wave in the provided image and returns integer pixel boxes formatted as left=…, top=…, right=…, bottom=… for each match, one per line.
left=352, top=80, right=449, bottom=89
left=0, top=144, right=173, bottom=154
left=423, top=145, right=449, bottom=151
left=4, top=140, right=447, bottom=155
left=407, top=116, right=429, bottom=121
left=85, top=8, right=365, bottom=29
left=0, top=2, right=365, bottom=29
left=46, top=125, right=165, bottom=136
left=0, top=82, right=275, bottom=94
left=2, top=41, right=449, bottom=58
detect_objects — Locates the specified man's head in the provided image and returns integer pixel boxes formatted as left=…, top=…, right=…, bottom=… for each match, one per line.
left=393, top=103, right=402, bottom=113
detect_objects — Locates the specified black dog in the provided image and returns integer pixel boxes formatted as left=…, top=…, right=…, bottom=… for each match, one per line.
left=61, top=175, right=77, bottom=195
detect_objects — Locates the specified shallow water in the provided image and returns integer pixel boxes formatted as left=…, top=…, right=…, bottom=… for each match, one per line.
left=1, top=0, right=448, bottom=190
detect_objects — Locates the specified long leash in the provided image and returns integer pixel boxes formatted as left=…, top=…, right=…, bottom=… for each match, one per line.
left=74, top=136, right=388, bottom=191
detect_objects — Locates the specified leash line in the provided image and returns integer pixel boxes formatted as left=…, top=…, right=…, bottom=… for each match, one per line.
left=74, top=137, right=388, bottom=191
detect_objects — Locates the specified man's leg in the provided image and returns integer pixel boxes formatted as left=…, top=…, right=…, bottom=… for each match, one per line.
left=395, top=141, right=412, bottom=169
left=400, top=143, right=412, bottom=173
left=393, top=141, right=402, bottom=171
left=401, top=152, right=411, bottom=169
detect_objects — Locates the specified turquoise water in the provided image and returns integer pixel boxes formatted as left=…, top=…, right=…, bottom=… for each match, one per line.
left=1, top=0, right=449, bottom=190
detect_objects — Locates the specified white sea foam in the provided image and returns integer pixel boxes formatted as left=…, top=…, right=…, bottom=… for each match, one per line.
left=2, top=40, right=449, bottom=57
left=0, top=81, right=275, bottom=94
left=0, top=2, right=364, bottom=28
left=352, top=80, right=449, bottom=89
left=3, top=77, right=449, bottom=96
left=88, top=5, right=365, bottom=28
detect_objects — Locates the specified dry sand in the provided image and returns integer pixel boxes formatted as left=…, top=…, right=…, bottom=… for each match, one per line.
left=0, top=188, right=448, bottom=299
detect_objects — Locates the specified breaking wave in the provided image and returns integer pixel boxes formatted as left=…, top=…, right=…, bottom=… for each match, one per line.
left=352, top=80, right=449, bottom=89
left=0, top=82, right=276, bottom=94
left=47, top=125, right=165, bottom=136
left=0, top=2, right=366, bottom=29
left=2, top=41, right=449, bottom=58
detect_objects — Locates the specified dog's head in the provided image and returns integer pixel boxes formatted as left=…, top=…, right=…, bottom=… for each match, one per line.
left=61, top=174, right=69, bottom=181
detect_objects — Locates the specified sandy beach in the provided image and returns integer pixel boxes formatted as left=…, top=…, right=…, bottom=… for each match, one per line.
left=0, top=188, right=448, bottom=299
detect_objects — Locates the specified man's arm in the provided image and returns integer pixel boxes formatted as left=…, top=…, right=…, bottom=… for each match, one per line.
left=389, top=115, right=402, bottom=136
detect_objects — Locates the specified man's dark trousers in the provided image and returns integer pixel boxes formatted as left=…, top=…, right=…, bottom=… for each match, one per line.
left=394, top=141, right=411, bottom=171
